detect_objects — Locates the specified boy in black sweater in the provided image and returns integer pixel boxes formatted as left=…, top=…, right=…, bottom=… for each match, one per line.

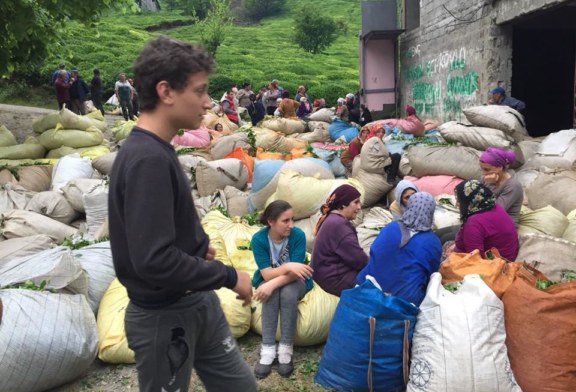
left=108, top=36, right=257, bottom=392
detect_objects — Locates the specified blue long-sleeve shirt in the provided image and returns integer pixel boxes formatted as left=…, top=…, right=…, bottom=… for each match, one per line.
left=357, top=221, right=441, bottom=306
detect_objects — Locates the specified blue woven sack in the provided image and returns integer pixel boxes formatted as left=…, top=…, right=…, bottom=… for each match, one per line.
left=315, top=278, right=419, bottom=392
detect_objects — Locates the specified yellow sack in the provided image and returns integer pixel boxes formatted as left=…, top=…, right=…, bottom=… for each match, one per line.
left=215, top=288, right=252, bottom=338
left=0, top=136, right=46, bottom=160
left=201, top=210, right=260, bottom=257
left=97, top=279, right=134, bottom=364
left=46, top=144, right=110, bottom=159
left=0, top=124, right=17, bottom=147
left=251, top=284, right=339, bottom=346
left=38, top=126, right=104, bottom=150
left=111, top=119, right=136, bottom=141
left=563, top=209, right=576, bottom=243
left=203, top=225, right=232, bottom=266
left=229, top=246, right=258, bottom=276
left=518, top=205, right=568, bottom=238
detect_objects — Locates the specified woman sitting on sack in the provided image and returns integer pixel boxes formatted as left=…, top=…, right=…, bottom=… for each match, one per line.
left=251, top=200, right=313, bottom=379
left=389, top=179, right=420, bottom=221
left=312, top=185, right=368, bottom=297
left=447, top=180, right=519, bottom=260
left=340, top=127, right=370, bottom=174
left=357, top=192, right=441, bottom=306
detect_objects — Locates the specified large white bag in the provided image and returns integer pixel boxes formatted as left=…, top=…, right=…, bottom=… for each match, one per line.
left=25, top=190, right=79, bottom=224
left=83, top=183, right=108, bottom=239
left=0, top=246, right=88, bottom=295
left=523, top=129, right=576, bottom=171
left=73, top=241, right=116, bottom=313
left=60, top=178, right=105, bottom=213
left=438, top=121, right=514, bottom=150
left=407, top=145, right=482, bottom=180
left=463, top=105, right=528, bottom=142
left=0, top=235, right=55, bottom=264
left=525, top=171, right=576, bottom=215
left=407, top=273, right=521, bottom=392
left=195, top=158, right=249, bottom=197
left=0, top=184, right=35, bottom=215
left=51, top=153, right=94, bottom=192
left=1, top=209, right=78, bottom=243
left=351, top=157, right=393, bottom=207
left=0, top=290, right=98, bottom=392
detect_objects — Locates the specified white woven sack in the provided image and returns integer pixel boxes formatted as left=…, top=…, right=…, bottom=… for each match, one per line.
left=223, top=185, right=249, bottom=218
left=0, top=290, right=98, bottom=392
left=351, top=158, right=393, bottom=207
left=211, top=133, right=250, bottom=160
left=192, top=189, right=227, bottom=220
left=0, top=235, right=55, bottom=264
left=1, top=209, right=78, bottom=243
left=407, top=145, right=482, bottom=180
left=360, top=137, right=391, bottom=173
left=462, top=105, right=528, bottom=142
left=407, top=273, right=522, bottom=392
left=73, top=241, right=116, bottom=313
left=309, top=108, right=335, bottom=123
left=298, top=122, right=330, bottom=143
left=178, top=154, right=207, bottom=188
left=83, top=183, right=108, bottom=239
left=515, top=139, right=541, bottom=164
left=523, top=129, right=576, bottom=171
left=355, top=207, right=393, bottom=254
left=25, top=190, right=78, bottom=224
left=92, top=151, right=117, bottom=175
left=516, top=233, right=576, bottom=281
left=525, top=172, right=576, bottom=215
left=0, top=184, right=35, bottom=215
left=195, top=158, right=248, bottom=197
left=438, top=121, right=514, bottom=150
left=0, top=246, right=88, bottom=295
left=261, top=118, right=306, bottom=135
left=51, top=153, right=94, bottom=192
left=61, top=178, right=105, bottom=213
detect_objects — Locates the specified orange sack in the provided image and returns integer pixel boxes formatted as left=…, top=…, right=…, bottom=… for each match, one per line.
left=502, top=266, right=576, bottom=392
left=439, top=248, right=522, bottom=298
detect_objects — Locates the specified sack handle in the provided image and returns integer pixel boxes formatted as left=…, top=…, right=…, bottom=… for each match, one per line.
left=402, top=320, right=410, bottom=385
left=216, top=164, right=242, bottom=182
left=367, top=316, right=375, bottom=392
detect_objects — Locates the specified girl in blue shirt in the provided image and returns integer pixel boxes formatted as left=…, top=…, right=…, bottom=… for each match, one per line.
left=251, top=200, right=313, bottom=379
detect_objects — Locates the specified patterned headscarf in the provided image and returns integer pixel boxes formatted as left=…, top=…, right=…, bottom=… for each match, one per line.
left=313, top=184, right=361, bottom=235
left=398, top=192, right=435, bottom=247
left=455, top=180, right=496, bottom=222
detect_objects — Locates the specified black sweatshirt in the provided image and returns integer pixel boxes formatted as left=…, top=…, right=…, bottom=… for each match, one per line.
left=108, top=127, right=237, bottom=309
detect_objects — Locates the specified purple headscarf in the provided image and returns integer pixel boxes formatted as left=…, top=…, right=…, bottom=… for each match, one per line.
left=480, top=147, right=516, bottom=168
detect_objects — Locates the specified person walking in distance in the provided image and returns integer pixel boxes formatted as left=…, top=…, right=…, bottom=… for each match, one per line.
left=115, top=73, right=134, bottom=120
left=90, top=69, right=105, bottom=116
left=54, top=70, right=71, bottom=110
left=108, top=36, right=257, bottom=392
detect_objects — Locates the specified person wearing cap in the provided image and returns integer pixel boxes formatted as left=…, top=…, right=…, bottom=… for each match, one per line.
left=263, top=80, right=281, bottom=115
left=488, top=87, right=525, bottom=112
left=311, top=185, right=368, bottom=297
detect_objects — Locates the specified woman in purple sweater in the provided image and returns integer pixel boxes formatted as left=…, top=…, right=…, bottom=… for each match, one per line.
left=311, top=184, right=368, bottom=297
left=453, top=180, right=519, bottom=260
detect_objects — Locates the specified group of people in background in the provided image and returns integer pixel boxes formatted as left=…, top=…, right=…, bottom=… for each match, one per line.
left=52, top=63, right=139, bottom=120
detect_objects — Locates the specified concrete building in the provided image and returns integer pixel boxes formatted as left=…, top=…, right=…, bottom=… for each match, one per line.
left=360, top=0, right=576, bottom=136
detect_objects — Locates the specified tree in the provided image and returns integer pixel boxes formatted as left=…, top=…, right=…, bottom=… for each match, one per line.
left=0, top=0, right=136, bottom=76
left=239, top=0, right=283, bottom=22
left=193, top=0, right=232, bottom=56
left=292, top=5, right=339, bottom=54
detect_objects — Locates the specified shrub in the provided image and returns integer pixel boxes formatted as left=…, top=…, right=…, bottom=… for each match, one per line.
left=292, top=5, right=339, bottom=54
left=239, top=0, right=283, bottom=22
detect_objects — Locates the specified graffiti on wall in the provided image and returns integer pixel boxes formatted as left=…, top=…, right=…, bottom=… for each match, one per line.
left=404, top=46, right=480, bottom=121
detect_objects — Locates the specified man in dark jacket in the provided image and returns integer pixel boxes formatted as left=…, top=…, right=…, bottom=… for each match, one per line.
left=247, top=93, right=265, bottom=126
left=69, top=69, right=89, bottom=115
left=90, top=69, right=105, bottom=116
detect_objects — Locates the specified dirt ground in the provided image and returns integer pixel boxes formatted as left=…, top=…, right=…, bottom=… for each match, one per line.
left=0, top=103, right=326, bottom=392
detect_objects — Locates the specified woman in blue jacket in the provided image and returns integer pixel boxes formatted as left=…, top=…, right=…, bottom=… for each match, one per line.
left=251, top=200, right=313, bottom=379
left=357, top=192, right=441, bottom=306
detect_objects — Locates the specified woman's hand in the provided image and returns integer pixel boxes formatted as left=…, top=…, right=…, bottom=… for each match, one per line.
left=253, top=281, right=276, bottom=303
left=483, top=173, right=499, bottom=184
left=286, top=263, right=313, bottom=280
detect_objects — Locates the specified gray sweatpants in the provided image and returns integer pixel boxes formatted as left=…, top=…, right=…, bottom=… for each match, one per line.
left=261, top=280, right=305, bottom=346
left=124, top=291, right=257, bottom=392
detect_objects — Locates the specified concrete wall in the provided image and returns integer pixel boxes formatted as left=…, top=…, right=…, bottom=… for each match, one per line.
left=398, top=0, right=571, bottom=122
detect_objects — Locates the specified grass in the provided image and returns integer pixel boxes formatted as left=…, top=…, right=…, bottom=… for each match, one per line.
left=28, top=0, right=360, bottom=106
